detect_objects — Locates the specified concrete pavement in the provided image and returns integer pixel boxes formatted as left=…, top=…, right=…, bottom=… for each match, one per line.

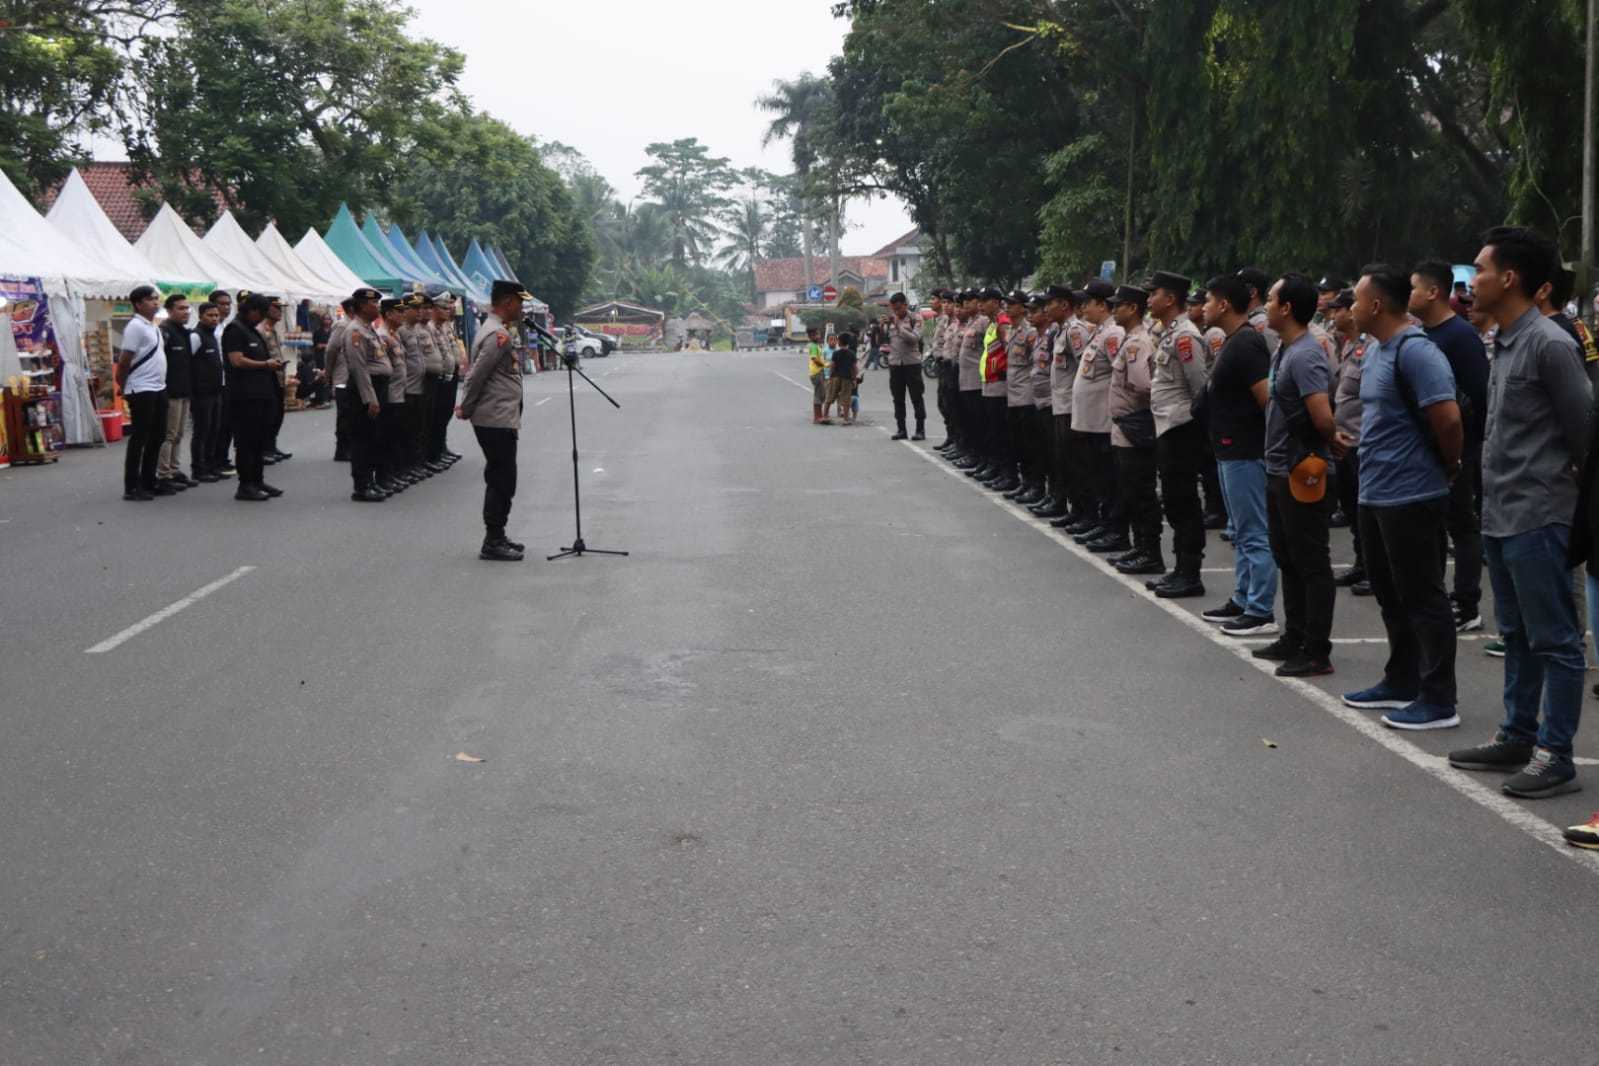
left=3, top=350, right=1598, bottom=1064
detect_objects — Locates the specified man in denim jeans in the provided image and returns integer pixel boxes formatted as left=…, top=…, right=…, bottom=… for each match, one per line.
left=1197, top=274, right=1278, bottom=636
left=1448, top=227, right=1592, bottom=798
left=1337, top=265, right=1464, bottom=732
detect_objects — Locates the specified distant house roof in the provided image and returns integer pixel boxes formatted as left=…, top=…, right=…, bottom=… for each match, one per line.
left=39, top=161, right=225, bottom=243
left=871, top=227, right=922, bottom=258
left=753, top=255, right=890, bottom=294
left=575, top=299, right=665, bottom=323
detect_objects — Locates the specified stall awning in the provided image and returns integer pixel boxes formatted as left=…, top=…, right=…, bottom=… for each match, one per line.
left=45, top=168, right=206, bottom=293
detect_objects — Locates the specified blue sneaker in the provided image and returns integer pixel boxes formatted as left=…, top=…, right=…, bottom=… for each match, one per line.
left=1342, top=681, right=1418, bottom=711
left=1381, top=702, right=1461, bottom=731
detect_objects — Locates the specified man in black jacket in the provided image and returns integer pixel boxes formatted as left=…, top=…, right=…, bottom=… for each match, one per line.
left=156, top=294, right=196, bottom=489
left=190, top=301, right=226, bottom=481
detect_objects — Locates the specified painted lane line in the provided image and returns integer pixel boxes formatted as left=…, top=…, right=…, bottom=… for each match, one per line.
left=770, top=369, right=811, bottom=391
left=896, top=442, right=1599, bottom=876
left=534, top=396, right=553, bottom=407
left=86, top=566, right=257, bottom=654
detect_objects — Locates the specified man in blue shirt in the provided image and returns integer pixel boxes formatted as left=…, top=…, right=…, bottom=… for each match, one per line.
left=1337, top=265, right=1465, bottom=731
left=1411, top=260, right=1489, bottom=632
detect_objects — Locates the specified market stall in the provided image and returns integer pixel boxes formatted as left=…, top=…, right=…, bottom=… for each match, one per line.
left=293, top=225, right=371, bottom=296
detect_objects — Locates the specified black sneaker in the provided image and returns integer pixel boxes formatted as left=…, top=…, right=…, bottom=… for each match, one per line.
left=479, top=539, right=525, bottom=562
left=1201, top=600, right=1245, bottom=623
left=122, top=489, right=154, bottom=502
left=1221, top=614, right=1279, bottom=636
left=1502, top=748, right=1581, bottom=799
left=1276, top=655, right=1334, bottom=678
left=1452, top=602, right=1483, bottom=633
left=1252, top=636, right=1301, bottom=662
left=1334, top=568, right=1366, bottom=588
left=1448, top=732, right=1536, bottom=772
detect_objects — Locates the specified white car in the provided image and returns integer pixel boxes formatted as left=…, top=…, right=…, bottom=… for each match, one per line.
left=561, top=328, right=604, bottom=359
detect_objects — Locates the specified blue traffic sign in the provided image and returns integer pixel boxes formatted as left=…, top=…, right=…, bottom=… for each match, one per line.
left=806, top=285, right=824, bottom=302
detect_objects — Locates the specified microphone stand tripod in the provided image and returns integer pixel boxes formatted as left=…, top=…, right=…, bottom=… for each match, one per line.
left=547, top=348, right=628, bottom=561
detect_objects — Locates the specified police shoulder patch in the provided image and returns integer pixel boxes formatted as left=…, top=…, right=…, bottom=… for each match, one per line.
left=1106, top=336, right=1120, bottom=356
left=1176, top=335, right=1194, bottom=362
left=496, top=330, right=510, bottom=345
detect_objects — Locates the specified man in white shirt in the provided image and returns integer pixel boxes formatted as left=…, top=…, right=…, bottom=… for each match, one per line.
left=117, top=285, right=168, bottom=500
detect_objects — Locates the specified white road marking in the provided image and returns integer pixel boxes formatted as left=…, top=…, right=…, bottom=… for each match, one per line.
left=86, top=566, right=257, bottom=654
left=534, top=396, right=552, bottom=407
left=897, top=442, right=1599, bottom=875
left=770, top=369, right=810, bottom=391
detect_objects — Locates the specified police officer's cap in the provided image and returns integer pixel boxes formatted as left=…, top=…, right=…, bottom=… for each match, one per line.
left=1149, top=270, right=1191, bottom=298
left=380, top=297, right=403, bottom=314
left=1027, top=291, right=1050, bottom=309
left=432, top=293, right=455, bottom=309
left=956, top=288, right=976, bottom=301
left=490, top=279, right=533, bottom=303
left=1045, top=283, right=1076, bottom=303
left=978, top=286, right=1005, bottom=301
left=1082, top=278, right=1117, bottom=303
left=1331, top=288, right=1356, bottom=309
left=403, top=292, right=427, bottom=308
left=1317, top=275, right=1348, bottom=293
left=1186, top=289, right=1206, bottom=306
left=351, top=286, right=381, bottom=303
left=1108, top=284, right=1148, bottom=307
left=1004, top=289, right=1029, bottom=306
left=1235, top=267, right=1271, bottom=295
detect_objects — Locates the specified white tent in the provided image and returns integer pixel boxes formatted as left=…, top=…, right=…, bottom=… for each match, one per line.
left=0, top=166, right=148, bottom=299
left=45, top=168, right=208, bottom=292
left=203, top=210, right=321, bottom=300
left=136, top=203, right=266, bottom=293
left=256, top=223, right=350, bottom=302
left=293, top=226, right=368, bottom=295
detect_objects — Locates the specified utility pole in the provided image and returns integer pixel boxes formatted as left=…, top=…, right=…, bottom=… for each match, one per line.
left=1584, top=0, right=1596, bottom=319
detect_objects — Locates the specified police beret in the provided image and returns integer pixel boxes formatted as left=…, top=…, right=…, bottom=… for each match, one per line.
left=1082, top=278, right=1117, bottom=302
left=1149, top=271, right=1192, bottom=296
left=351, top=287, right=381, bottom=303
left=491, top=279, right=532, bottom=303
left=1317, top=275, right=1349, bottom=292
left=1045, top=283, right=1076, bottom=302
left=1005, top=289, right=1029, bottom=305
left=1109, top=284, right=1149, bottom=306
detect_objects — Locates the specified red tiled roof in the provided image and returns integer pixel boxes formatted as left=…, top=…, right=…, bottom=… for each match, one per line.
left=39, top=162, right=224, bottom=243
left=753, top=255, right=889, bottom=294
left=871, top=227, right=922, bottom=257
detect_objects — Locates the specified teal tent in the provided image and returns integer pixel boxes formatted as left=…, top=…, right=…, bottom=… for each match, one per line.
left=382, top=222, right=449, bottom=289
left=487, top=244, right=518, bottom=282
left=460, top=239, right=502, bottom=295
left=414, top=230, right=487, bottom=304
left=357, top=215, right=427, bottom=289
left=323, top=203, right=411, bottom=291
left=431, top=235, right=489, bottom=306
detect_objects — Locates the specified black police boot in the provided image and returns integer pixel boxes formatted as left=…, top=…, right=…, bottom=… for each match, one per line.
left=1085, top=530, right=1132, bottom=554
left=1071, top=522, right=1106, bottom=542
left=912, top=421, right=926, bottom=441
left=351, top=485, right=386, bottom=502
left=1014, top=483, right=1046, bottom=506
left=1027, top=494, right=1057, bottom=515
left=479, top=531, right=525, bottom=561
left=891, top=421, right=908, bottom=441
left=1109, top=545, right=1145, bottom=567
left=1153, top=554, right=1207, bottom=598
left=1064, top=514, right=1101, bottom=535
left=1116, top=546, right=1166, bottom=576
left=987, top=475, right=1021, bottom=494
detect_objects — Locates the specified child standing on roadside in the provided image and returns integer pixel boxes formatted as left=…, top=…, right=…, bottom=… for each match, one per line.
left=807, top=326, right=831, bottom=424
left=829, top=332, right=858, bottom=425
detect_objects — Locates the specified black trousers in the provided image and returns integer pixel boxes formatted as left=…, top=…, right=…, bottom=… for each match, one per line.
left=334, top=386, right=352, bottom=459
left=229, top=393, right=271, bottom=488
left=889, top=364, right=927, bottom=430
left=474, top=425, right=518, bottom=535
left=406, top=389, right=429, bottom=465
left=1051, top=413, right=1075, bottom=506
left=1073, top=430, right=1114, bottom=521
left=1156, top=420, right=1206, bottom=557
left=428, top=375, right=456, bottom=459
left=1335, top=447, right=1363, bottom=570
left=1267, top=474, right=1336, bottom=658
left=984, top=395, right=1008, bottom=465
left=266, top=383, right=284, bottom=451
left=1362, top=498, right=1458, bottom=706
left=344, top=387, right=380, bottom=489
left=1115, top=444, right=1161, bottom=549
left=937, top=363, right=958, bottom=441
left=216, top=385, right=234, bottom=464
left=960, top=389, right=982, bottom=455
left=1006, top=406, right=1035, bottom=482
left=1444, top=442, right=1484, bottom=613
left=379, top=395, right=406, bottom=479
left=189, top=393, right=222, bottom=474
left=123, top=390, right=167, bottom=492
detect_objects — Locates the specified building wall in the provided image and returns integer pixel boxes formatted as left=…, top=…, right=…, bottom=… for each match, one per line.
left=761, top=289, right=799, bottom=309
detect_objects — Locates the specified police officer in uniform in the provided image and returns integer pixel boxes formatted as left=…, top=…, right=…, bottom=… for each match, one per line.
left=1146, top=271, right=1211, bottom=597
left=377, top=298, right=413, bottom=493
left=976, top=288, right=1015, bottom=491
left=423, top=294, right=459, bottom=468
left=342, top=288, right=390, bottom=501
left=929, top=291, right=959, bottom=451
left=1238, top=267, right=1281, bottom=355
left=953, top=292, right=989, bottom=472
left=259, top=296, right=292, bottom=464
left=1039, top=286, right=1088, bottom=524
left=398, top=294, right=432, bottom=478
left=1107, top=284, right=1161, bottom=574
left=1072, top=279, right=1126, bottom=550
left=1025, top=292, right=1057, bottom=509
left=459, top=280, right=529, bottom=561
left=1000, top=290, right=1038, bottom=499
left=1188, top=288, right=1229, bottom=527
left=327, top=297, right=355, bottom=461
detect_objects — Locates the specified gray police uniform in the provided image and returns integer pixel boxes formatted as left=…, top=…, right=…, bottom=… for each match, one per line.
left=460, top=312, right=523, bottom=540
left=1151, top=315, right=1211, bottom=563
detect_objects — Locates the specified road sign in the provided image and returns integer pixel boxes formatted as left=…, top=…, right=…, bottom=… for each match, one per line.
left=806, top=285, right=824, bottom=302
left=822, top=284, right=838, bottom=302
left=1099, top=260, right=1117, bottom=281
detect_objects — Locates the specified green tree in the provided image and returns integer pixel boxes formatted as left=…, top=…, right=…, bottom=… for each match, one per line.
left=123, top=0, right=463, bottom=235
left=387, top=109, right=594, bottom=320
left=635, top=137, right=737, bottom=266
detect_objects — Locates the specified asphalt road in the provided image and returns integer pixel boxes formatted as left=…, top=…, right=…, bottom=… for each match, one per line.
left=3, top=349, right=1598, bottom=1065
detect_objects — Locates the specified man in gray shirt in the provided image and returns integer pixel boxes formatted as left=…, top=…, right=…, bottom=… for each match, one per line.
left=1449, top=226, right=1593, bottom=798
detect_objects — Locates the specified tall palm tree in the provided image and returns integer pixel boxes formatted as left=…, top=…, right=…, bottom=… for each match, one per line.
left=716, top=195, right=769, bottom=300
left=757, top=73, right=836, bottom=288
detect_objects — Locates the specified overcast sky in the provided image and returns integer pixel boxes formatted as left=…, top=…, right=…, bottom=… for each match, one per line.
left=406, top=0, right=915, bottom=256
